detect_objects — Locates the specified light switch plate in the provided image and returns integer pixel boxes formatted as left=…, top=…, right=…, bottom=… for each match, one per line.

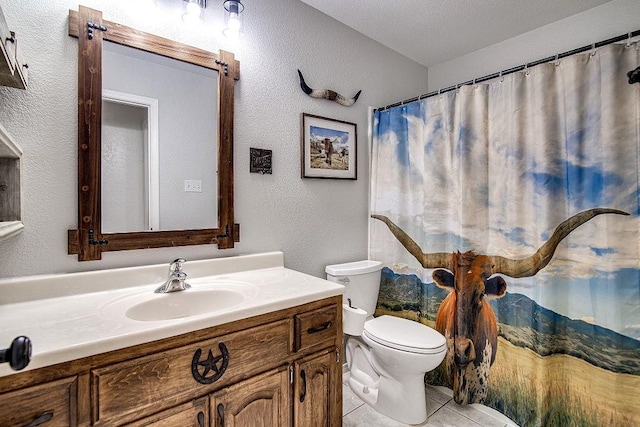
left=184, top=180, right=202, bottom=192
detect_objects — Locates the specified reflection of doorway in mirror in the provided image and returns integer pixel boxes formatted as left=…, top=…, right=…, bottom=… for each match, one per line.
left=102, top=41, right=218, bottom=231
left=102, top=90, right=160, bottom=233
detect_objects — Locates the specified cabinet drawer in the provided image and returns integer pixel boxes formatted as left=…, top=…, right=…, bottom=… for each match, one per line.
left=294, top=305, right=338, bottom=352
left=0, top=376, right=77, bottom=426
left=91, top=319, right=291, bottom=425
left=127, top=397, right=208, bottom=427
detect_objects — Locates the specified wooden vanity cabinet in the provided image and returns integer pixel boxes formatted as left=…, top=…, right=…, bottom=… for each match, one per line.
left=0, top=296, right=342, bottom=427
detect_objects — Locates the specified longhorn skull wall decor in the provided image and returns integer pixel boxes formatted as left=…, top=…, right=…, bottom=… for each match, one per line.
left=297, top=69, right=362, bottom=107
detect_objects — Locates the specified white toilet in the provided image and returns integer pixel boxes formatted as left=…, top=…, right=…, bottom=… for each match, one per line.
left=326, top=260, right=447, bottom=425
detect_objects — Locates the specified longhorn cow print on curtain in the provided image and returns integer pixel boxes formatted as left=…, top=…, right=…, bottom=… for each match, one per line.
left=370, top=42, right=640, bottom=426
left=372, top=208, right=628, bottom=406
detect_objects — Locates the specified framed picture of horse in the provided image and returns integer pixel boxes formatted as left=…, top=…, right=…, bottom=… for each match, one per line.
left=301, top=113, right=357, bottom=179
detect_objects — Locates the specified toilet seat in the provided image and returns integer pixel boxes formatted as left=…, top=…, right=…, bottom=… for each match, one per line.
left=363, top=315, right=446, bottom=354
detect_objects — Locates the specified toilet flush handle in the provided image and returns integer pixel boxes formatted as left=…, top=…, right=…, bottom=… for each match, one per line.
left=337, top=277, right=350, bottom=284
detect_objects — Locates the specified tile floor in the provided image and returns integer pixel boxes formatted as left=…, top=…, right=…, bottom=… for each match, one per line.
left=342, top=372, right=519, bottom=426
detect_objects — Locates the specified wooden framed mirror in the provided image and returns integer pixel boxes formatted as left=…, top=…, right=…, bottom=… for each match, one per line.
left=67, top=6, right=239, bottom=261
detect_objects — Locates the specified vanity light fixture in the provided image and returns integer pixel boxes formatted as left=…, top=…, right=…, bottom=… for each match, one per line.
left=223, top=0, right=244, bottom=39
left=182, top=0, right=206, bottom=24
left=134, top=0, right=157, bottom=10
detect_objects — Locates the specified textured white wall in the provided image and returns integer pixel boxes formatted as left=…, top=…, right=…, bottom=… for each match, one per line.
left=428, top=0, right=640, bottom=90
left=0, top=0, right=428, bottom=279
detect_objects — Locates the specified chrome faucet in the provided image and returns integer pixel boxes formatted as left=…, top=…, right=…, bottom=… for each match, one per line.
left=155, top=258, right=191, bottom=293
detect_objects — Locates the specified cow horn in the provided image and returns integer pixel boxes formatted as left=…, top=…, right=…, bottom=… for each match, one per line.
left=628, top=66, right=640, bottom=84
left=298, top=69, right=362, bottom=107
left=373, top=208, right=629, bottom=277
left=489, top=208, right=629, bottom=278
left=371, top=214, right=453, bottom=270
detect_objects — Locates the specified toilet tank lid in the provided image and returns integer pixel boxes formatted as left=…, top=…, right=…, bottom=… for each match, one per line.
left=325, top=260, right=383, bottom=276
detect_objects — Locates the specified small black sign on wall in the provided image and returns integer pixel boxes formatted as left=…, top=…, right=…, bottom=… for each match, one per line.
left=250, top=148, right=273, bottom=174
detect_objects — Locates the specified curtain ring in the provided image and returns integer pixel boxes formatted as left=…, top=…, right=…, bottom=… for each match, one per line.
left=554, top=53, right=560, bottom=66
left=626, top=31, right=632, bottom=48
left=590, top=42, right=597, bottom=57
left=524, top=63, right=529, bottom=76
left=499, top=70, right=504, bottom=82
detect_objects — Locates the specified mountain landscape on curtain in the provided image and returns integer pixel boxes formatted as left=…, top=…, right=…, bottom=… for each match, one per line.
left=377, top=267, right=640, bottom=375
left=376, top=267, right=640, bottom=425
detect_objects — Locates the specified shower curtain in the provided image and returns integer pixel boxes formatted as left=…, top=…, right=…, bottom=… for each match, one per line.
left=370, top=42, right=639, bottom=426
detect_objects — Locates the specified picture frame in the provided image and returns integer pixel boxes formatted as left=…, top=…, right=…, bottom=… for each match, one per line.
left=301, top=113, right=357, bottom=179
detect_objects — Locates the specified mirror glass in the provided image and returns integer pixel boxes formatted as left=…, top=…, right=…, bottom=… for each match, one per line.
left=101, top=41, right=218, bottom=232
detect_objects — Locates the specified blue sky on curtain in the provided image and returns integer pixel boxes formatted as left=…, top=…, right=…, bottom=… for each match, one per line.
left=370, top=42, right=639, bottom=425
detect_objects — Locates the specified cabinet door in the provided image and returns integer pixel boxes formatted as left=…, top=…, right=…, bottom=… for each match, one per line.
left=126, top=397, right=208, bottom=427
left=211, top=366, right=290, bottom=427
left=293, top=349, right=341, bottom=427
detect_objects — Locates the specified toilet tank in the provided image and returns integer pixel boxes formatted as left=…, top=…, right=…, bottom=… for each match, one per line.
left=325, top=260, right=383, bottom=317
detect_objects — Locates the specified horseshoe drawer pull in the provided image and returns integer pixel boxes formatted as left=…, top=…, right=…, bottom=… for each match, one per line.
left=191, top=343, right=229, bottom=385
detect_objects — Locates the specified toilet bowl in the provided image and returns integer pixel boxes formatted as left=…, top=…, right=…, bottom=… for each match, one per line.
left=326, top=261, right=447, bottom=425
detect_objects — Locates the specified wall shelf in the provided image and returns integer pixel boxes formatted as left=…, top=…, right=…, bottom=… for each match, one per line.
left=0, top=4, right=28, bottom=89
left=0, top=123, right=23, bottom=240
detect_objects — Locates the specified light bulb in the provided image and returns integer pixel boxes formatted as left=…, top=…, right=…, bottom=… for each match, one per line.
left=223, top=1, right=243, bottom=39
left=228, top=14, right=240, bottom=31
left=183, top=0, right=203, bottom=23
left=186, top=3, right=201, bottom=16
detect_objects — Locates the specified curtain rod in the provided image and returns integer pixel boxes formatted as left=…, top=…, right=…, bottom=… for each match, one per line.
left=376, top=29, right=640, bottom=112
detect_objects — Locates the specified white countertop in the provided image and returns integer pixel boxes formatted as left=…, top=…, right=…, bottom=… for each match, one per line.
left=0, top=252, right=344, bottom=377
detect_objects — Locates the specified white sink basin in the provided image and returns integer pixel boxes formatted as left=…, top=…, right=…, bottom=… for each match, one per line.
left=100, top=279, right=257, bottom=322
left=126, top=289, right=245, bottom=321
